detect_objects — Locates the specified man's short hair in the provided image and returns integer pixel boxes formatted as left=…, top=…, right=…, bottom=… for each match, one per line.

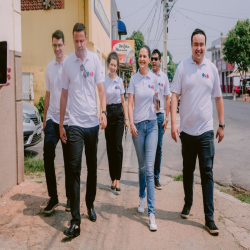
left=73, top=23, right=87, bottom=37
left=191, top=29, right=207, bottom=44
left=152, top=49, right=161, bottom=60
left=52, top=30, right=64, bottom=43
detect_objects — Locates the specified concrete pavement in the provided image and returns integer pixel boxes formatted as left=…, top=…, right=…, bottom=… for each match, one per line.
left=1, top=125, right=250, bottom=249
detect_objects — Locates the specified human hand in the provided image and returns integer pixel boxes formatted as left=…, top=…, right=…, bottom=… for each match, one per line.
left=0, top=67, right=11, bottom=90
left=171, top=124, right=180, bottom=143
left=130, top=123, right=138, bottom=137
left=125, top=119, right=129, bottom=128
left=162, top=120, right=168, bottom=134
left=99, top=113, right=107, bottom=129
left=60, top=126, right=67, bottom=144
left=216, top=127, right=224, bottom=143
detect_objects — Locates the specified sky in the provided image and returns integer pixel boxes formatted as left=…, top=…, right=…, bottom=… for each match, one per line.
left=116, top=0, right=250, bottom=63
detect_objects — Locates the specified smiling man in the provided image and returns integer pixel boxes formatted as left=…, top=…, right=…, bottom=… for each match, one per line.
left=43, top=30, right=71, bottom=215
left=171, top=29, right=225, bottom=235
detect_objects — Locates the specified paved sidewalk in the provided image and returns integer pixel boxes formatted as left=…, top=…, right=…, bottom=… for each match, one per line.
left=1, top=128, right=250, bottom=250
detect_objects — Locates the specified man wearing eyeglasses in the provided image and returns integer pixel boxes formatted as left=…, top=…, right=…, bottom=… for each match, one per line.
left=60, top=23, right=107, bottom=238
left=151, top=49, right=170, bottom=190
left=43, top=30, right=71, bottom=215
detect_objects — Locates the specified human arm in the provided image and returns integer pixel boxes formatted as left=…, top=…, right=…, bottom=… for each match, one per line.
left=171, top=93, right=180, bottom=142
left=121, top=94, right=129, bottom=128
left=97, top=83, right=107, bottom=129
left=128, top=93, right=138, bottom=137
left=215, top=96, right=224, bottom=143
left=59, top=88, right=68, bottom=144
left=162, top=94, right=170, bottom=134
left=0, top=67, right=11, bottom=90
left=43, top=91, right=50, bottom=130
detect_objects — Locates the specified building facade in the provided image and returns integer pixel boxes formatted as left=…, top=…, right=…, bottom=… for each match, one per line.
left=207, top=37, right=237, bottom=93
left=0, top=0, right=24, bottom=196
left=21, top=0, right=112, bottom=103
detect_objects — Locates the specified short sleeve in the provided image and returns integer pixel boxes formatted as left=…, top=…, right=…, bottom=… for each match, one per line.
left=120, top=78, right=125, bottom=94
left=94, top=55, right=105, bottom=84
left=128, top=76, right=135, bottom=95
left=164, top=74, right=170, bottom=96
left=61, top=63, right=70, bottom=90
left=171, top=63, right=182, bottom=95
left=46, top=68, right=50, bottom=92
left=212, top=67, right=222, bottom=98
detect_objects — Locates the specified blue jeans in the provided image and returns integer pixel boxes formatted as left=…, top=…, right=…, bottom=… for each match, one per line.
left=154, top=113, right=164, bottom=180
left=180, top=130, right=215, bottom=222
left=132, top=119, right=158, bottom=215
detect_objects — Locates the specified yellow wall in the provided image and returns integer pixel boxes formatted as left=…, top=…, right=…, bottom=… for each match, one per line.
left=22, top=0, right=111, bottom=104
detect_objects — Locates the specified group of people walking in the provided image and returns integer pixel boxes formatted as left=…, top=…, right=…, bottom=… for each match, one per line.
left=42, top=22, right=225, bottom=238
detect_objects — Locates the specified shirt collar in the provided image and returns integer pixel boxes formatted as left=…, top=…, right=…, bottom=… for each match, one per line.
left=54, top=55, right=67, bottom=65
left=189, top=56, right=207, bottom=66
left=138, top=68, right=152, bottom=80
left=151, top=68, right=162, bottom=76
left=108, top=74, right=119, bottom=83
left=73, top=49, right=90, bottom=63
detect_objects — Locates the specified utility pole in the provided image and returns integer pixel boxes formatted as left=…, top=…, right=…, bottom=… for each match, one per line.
left=162, top=0, right=175, bottom=75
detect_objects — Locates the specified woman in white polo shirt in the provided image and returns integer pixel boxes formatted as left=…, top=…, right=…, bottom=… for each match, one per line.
left=128, top=45, right=159, bottom=231
left=104, top=52, right=129, bottom=193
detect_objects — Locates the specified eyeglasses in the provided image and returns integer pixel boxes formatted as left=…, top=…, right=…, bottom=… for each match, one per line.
left=151, top=57, right=159, bottom=62
left=80, top=64, right=87, bottom=78
left=52, top=44, right=63, bottom=49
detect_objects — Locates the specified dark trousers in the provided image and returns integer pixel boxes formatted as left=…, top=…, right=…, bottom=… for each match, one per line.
left=180, top=130, right=215, bottom=222
left=105, top=103, right=124, bottom=181
left=43, top=119, right=71, bottom=200
left=68, top=125, right=99, bottom=226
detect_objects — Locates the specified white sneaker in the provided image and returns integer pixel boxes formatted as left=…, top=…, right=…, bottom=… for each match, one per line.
left=138, top=197, right=145, bottom=213
left=148, top=213, right=157, bottom=231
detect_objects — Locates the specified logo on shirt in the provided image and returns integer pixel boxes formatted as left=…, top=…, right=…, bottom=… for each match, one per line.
left=115, top=86, right=120, bottom=90
left=202, top=73, right=209, bottom=79
left=158, top=83, right=164, bottom=87
left=148, top=85, right=154, bottom=89
left=87, top=72, right=94, bottom=77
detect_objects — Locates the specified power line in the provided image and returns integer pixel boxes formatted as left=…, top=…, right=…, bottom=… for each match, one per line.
left=179, top=7, right=242, bottom=20
left=174, top=8, right=224, bottom=33
left=120, top=0, right=153, bottom=20
left=151, top=3, right=162, bottom=48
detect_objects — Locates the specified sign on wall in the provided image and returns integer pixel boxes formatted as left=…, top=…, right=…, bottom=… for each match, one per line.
left=21, top=0, right=64, bottom=11
left=112, top=40, right=135, bottom=64
left=94, top=0, right=110, bottom=38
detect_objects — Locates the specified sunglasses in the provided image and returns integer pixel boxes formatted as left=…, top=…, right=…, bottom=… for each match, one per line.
left=151, top=57, right=159, bottom=62
left=80, top=64, right=87, bottom=78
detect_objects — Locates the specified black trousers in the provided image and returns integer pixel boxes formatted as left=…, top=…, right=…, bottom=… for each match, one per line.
left=43, top=119, right=71, bottom=200
left=68, top=125, right=99, bottom=226
left=105, top=103, right=124, bottom=181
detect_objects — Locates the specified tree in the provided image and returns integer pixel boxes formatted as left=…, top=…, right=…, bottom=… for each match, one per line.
left=223, top=20, right=250, bottom=94
left=167, top=50, right=176, bottom=81
left=126, top=31, right=145, bottom=71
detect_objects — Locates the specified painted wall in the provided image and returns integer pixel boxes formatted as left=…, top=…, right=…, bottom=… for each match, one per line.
left=0, top=0, right=24, bottom=196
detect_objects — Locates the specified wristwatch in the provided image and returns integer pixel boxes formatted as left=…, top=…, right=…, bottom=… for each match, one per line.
left=165, top=118, right=169, bottom=122
left=219, top=124, right=225, bottom=129
left=102, top=111, right=107, bottom=116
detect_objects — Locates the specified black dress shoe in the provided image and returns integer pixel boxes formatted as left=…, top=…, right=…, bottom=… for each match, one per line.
left=116, top=187, right=121, bottom=192
left=87, top=207, right=97, bottom=222
left=63, top=224, right=80, bottom=238
left=111, top=185, right=116, bottom=190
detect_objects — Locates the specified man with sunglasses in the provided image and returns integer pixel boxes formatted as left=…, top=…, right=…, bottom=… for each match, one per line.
left=151, top=49, right=170, bottom=190
left=43, top=30, right=71, bottom=215
left=60, top=23, right=107, bottom=238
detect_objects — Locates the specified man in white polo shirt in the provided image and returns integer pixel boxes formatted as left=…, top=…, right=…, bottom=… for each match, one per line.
left=171, top=29, right=225, bottom=235
left=151, top=49, right=170, bottom=190
left=60, top=23, right=107, bottom=238
left=43, top=30, right=71, bottom=215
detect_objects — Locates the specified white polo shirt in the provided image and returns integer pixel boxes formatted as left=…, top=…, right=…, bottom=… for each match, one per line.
left=128, top=70, right=159, bottom=124
left=46, top=57, right=70, bottom=125
left=61, top=49, right=105, bottom=128
left=171, top=56, right=222, bottom=136
left=151, top=69, right=170, bottom=114
left=104, top=75, right=125, bottom=105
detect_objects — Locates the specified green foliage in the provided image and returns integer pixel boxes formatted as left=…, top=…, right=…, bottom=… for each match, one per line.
left=162, top=50, right=176, bottom=81
left=174, top=174, right=183, bottom=181
left=126, top=31, right=145, bottom=71
left=223, top=19, right=250, bottom=75
left=24, top=155, right=44, bottom=174
left=36, top=96, right=45, bottom=122
left=236, top=194, right=250, bottom=204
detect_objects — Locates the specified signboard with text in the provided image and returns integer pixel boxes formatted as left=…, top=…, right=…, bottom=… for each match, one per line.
left=112, top=40, right=135, bottom=64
